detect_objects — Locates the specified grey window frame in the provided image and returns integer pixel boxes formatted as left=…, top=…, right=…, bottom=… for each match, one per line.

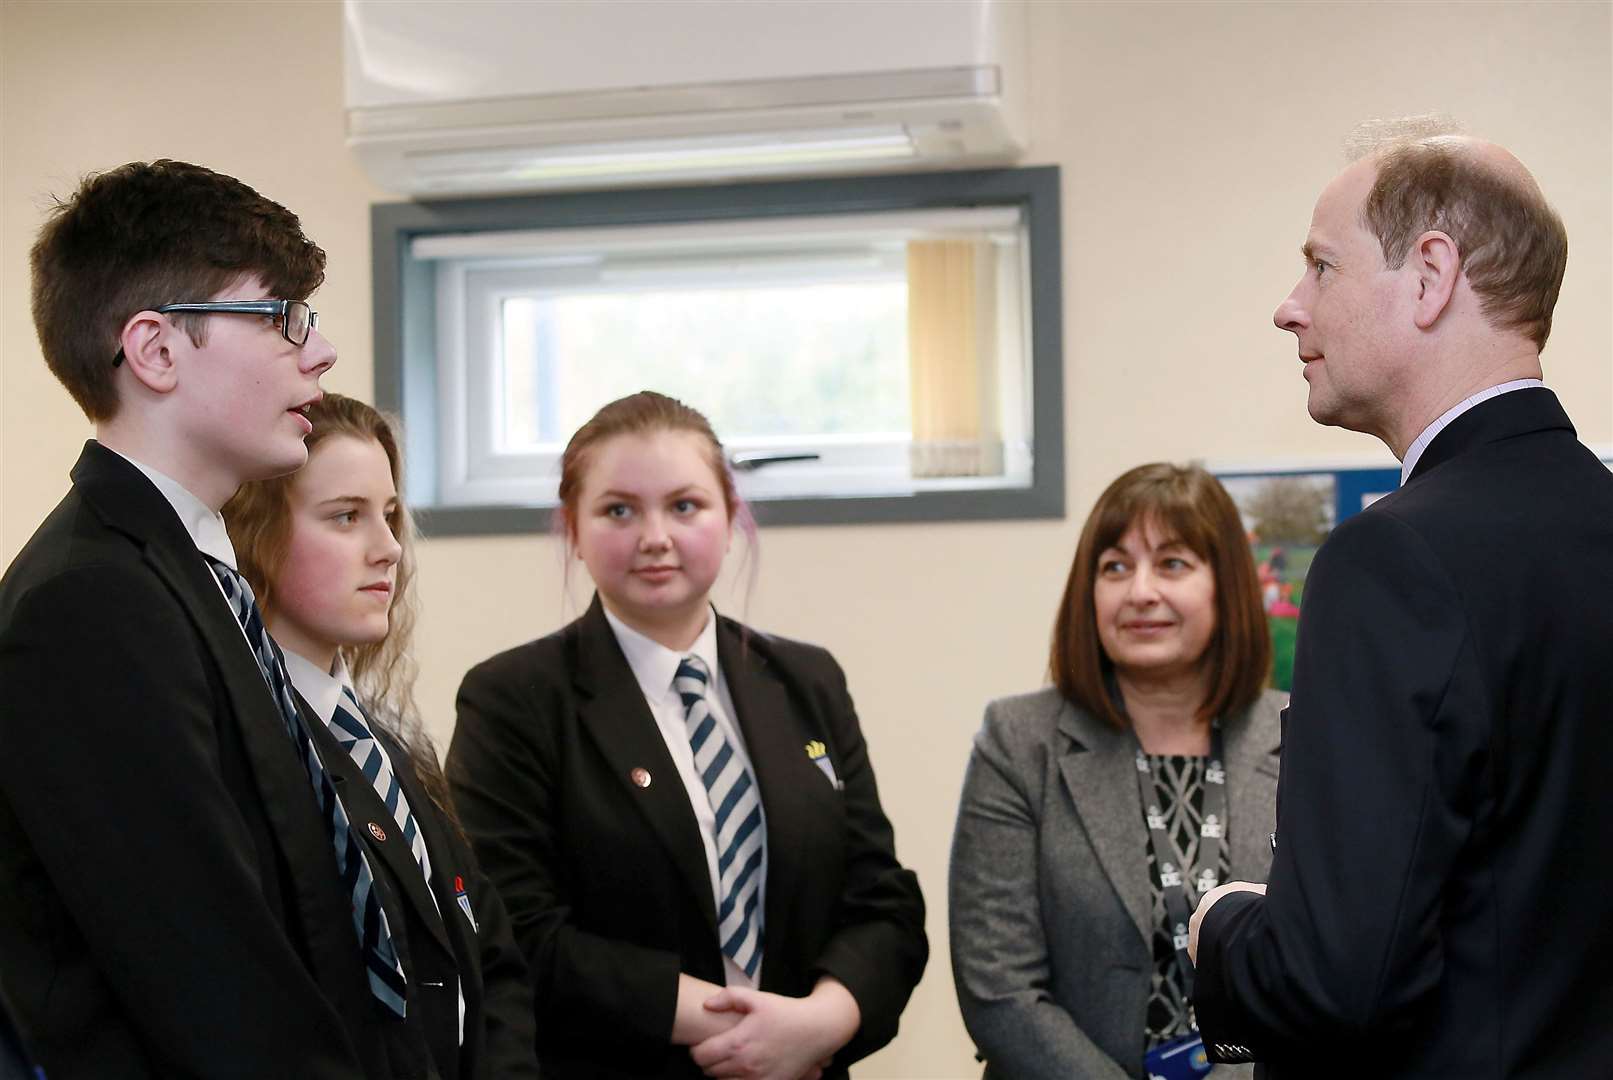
left=371, top=165, right=1063, bottom=536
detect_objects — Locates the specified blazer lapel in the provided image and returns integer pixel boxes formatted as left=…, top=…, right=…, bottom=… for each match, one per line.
left=1055, top=704, right=1152, bottom=946
left=72, top=444, right=360, bottom=986
left=1222, top=703, right=1283, bottom=881
left=574, top=599, right=720, bottom=937
left=385, top=739, right=484, bottom=1010
left=303, top=697, right=454, bottom=958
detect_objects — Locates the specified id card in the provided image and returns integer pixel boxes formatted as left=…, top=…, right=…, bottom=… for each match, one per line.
left=1145, top=1032, right=1211, bottom=1080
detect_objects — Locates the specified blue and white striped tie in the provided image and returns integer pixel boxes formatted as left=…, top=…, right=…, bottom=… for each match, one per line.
left=335, top=690, right=468, bottom=1044
left=331, top=687, right=433, bottom=891
left=205, top=558, right=408, bottom=1016
left=675, top=655, right=765, bottom=979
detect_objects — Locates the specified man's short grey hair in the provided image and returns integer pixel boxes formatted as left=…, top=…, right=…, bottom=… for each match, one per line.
left=1344, top=114, right=1464, bottom=161
left=1344, top=116, right=1566, bottom=350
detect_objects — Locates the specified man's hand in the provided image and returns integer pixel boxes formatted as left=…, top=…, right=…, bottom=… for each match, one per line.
left=1188, top=881, right=1267, bottom=964
left=688, top=976, right=859, bottom=1080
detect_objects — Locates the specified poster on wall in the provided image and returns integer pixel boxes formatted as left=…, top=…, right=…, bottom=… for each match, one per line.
left=1213, top=465, right=1401, bottom=691
left=1221, top=447, right=1610, bottom=690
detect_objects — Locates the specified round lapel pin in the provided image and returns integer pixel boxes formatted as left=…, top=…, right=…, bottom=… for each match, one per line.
left=630, top=767, right=652, bottom=788
left=368, top=822, right=387, bottom=842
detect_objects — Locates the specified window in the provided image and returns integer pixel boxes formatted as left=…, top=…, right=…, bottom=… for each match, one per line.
left=373, top=167, right=1062, bottom=533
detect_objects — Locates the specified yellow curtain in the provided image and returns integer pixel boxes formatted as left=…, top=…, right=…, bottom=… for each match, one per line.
left=906, top=239, right=1003, bottom=478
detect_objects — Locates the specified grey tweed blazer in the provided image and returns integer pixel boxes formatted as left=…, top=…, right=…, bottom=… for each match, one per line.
left=949, top=687, right=1284, bottom=1080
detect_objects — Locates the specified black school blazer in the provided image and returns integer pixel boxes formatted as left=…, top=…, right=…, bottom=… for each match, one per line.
left=0, top=442, right=537, bottom=1080
left=299, top=696, right=541, bottom=1080
left=0, top=443, right=365, bottom=1078
left=445, top=597, right=928, bottom=1079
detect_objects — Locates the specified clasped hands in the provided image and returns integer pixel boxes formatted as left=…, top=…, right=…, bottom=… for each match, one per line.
left=677, top=974, right=860, bottom=1080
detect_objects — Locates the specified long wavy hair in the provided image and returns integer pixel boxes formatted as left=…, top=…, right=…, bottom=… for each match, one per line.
left=222, top=393, right=450, bottom=816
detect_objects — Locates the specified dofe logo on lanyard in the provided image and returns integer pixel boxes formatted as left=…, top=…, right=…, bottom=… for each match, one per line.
left=1132, top=726, right=1227, bottom=997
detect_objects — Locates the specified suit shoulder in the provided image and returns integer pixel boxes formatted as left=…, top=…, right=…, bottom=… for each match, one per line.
left=958, top=689, right=1076, bottom=793
left=723, top=618, right=842, bottom=680
left=985, top=684, right=1068, bottom=720
left=978, top=686, right=1073, bottom=746
left=1310, top=500, right=1479, bottom=626
left=1310, top=500, right=1442, bottom=580
left=459, top=619, right=578, bottom=694
left=452, top=626, right=585, bottom=762
left=0, top=490, right=114, bottom=600
left=0, top=545, right=173, bottom=634
left=1230, top=689, right=1287, bottom=751
left=1324, top=497, right=1417, bottom=543
left=1249, top=688, right=1288, bottom=728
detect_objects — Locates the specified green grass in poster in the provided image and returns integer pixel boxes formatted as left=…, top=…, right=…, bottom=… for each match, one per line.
left=1269, top=616, right=1299, bottom=691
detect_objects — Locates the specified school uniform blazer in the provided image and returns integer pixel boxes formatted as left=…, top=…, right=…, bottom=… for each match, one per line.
left=1193, top=388, right=1613, bottom=1078
left=296, top=697, right=541, bottom=1080
left=950, top=686, right=1283, bottom=1080
left=0, top=441, right=365, bottom=1078
left=445, top=597, right=928, bottom=1079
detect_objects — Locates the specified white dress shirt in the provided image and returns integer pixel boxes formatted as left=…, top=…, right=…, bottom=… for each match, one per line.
left=1400, top=379, right=1545, bottom=484
left=107, top=445, right=238, bottom=568
left=602, top=605, right=767, bottom=988
left=282, top=650, right=466, bottom=1044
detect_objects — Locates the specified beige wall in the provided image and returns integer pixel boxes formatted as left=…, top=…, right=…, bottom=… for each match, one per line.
left=3, top=2, right=1609, bottom=1076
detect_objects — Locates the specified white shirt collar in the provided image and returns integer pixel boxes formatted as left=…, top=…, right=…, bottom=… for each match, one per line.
left=602, top=604, right=721, bottom=699
left=281, top=649, right=356, bottom=726
left=103, top=444, right=240, bottom=570
left=1401, top=379, right=1544, bottom=484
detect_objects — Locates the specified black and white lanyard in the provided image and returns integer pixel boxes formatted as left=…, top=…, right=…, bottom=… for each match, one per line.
left=1132, top=726, right=1227, bottom=995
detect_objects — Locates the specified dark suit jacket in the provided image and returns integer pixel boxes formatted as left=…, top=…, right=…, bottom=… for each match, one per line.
left=0, top=978, right=40, bottom=1080
left=299, top=699, right=541, bottom=1080
left=1193, top=389, right=1613, bottom=1078
left=445, top=597, right=928, bottom=1079
left=0, top=442, right=537, bottom=1079
left=951, top=686, right=1282, bottom=1080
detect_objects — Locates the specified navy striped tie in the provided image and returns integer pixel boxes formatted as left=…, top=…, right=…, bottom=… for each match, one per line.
left=331, top=687, right=433, bottom=892
left=674, top=655, right=765, bottom=978
left=206, top=558, right=408, bottom=1017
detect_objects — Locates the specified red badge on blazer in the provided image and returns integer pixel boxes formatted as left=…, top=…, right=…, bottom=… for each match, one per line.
left=454, top=875, right=478, bottom=933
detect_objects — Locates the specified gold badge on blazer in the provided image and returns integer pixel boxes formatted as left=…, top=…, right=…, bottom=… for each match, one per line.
left=805, top=740, right=842, bottom=790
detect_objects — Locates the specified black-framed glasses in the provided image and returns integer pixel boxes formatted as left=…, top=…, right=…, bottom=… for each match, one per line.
left=112, top=299, right=319, bottom=367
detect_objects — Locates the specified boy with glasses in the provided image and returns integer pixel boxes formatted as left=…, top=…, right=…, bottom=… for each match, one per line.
left=0, top=159, right=370, bottom=1077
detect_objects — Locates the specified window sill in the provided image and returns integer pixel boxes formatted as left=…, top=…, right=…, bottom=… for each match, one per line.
left=414, top=483, right=1063, bottom=537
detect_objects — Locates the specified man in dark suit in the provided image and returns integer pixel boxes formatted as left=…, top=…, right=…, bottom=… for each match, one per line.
left=1186, top=126, right=1613, bottom=1076
left=0, top=160, right=473, bottom=1078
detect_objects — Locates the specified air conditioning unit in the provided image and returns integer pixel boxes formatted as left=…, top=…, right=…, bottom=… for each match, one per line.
left=343, top=0, right=1028, bottom=197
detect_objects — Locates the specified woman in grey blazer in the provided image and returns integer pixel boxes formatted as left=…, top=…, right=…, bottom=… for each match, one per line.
left=950, top=464, right=1284, bottom=1080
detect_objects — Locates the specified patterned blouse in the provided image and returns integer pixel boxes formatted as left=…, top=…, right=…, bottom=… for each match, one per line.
left=1142, top=753, right=1231, bottom=1047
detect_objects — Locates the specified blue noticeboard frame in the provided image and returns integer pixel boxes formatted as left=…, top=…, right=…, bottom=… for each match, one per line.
left=1211, top=463, right=1401, bottom=692
left=1332, top=467, right=1403, bottom=520
left=1213, top=464, right=1402, bottom=528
